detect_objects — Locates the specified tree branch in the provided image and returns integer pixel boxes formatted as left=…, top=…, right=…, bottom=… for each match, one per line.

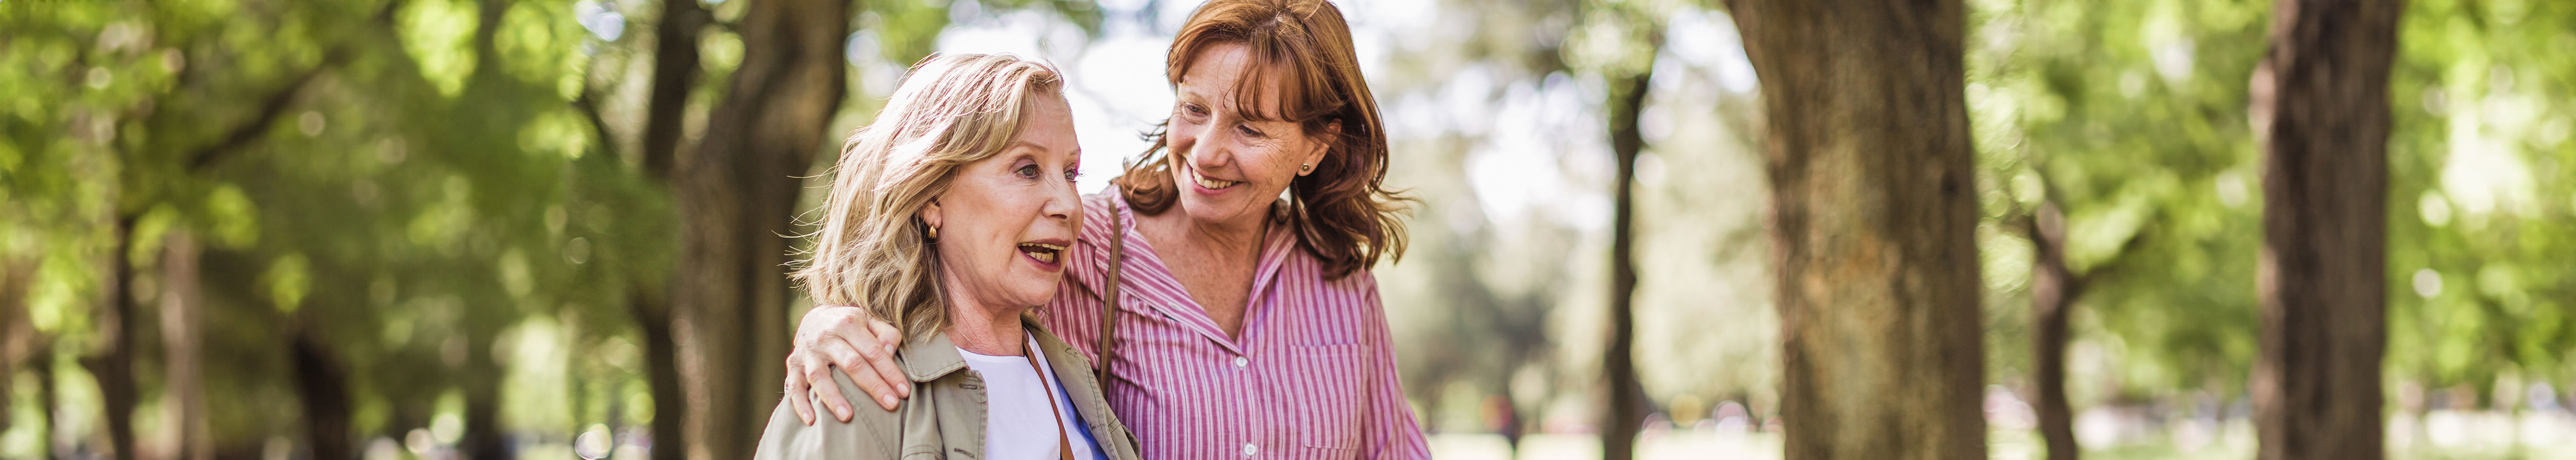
left=181, top=1, right=402, bottom=173
left=180, top=53, right=338, bottom=173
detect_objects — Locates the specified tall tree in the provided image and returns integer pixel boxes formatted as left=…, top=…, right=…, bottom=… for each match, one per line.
left=158, top=231, right=209, bottom=460
left=670, top=0, right=848, bottom=458
left=1724, top=1, right=1987, bottom=458
left=1600, top=52, right=1656, bottom=460
left=2247, top=1, right=2402, bottom=459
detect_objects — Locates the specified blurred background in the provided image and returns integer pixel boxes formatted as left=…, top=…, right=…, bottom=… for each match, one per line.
left=1, top=0, right=2571, bottom=459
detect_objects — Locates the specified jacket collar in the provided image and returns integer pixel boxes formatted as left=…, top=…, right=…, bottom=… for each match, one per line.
left=896, top=330, right=969, bottom=383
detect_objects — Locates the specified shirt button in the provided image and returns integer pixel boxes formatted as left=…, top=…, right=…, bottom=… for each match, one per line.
left=1232, top=356, right=1249, bottom=368
left=1241, top=443, right=1258, bottom=456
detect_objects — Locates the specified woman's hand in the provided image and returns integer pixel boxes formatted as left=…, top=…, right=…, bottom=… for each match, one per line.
left=783, top=304, right=910, bottom=424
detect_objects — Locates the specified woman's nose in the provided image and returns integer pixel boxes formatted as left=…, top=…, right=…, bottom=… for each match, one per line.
left=1043, top=178, right=1078, bottom=222
left=1188, top=125, right=1231, bottom=168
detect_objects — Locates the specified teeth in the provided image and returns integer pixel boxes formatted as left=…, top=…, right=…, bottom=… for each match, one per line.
left=1191, top=168, right=1240, bottom=190
left=1018, top=243, right=1065, bottom=264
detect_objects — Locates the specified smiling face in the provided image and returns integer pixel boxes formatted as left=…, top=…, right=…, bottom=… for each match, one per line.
left=921, top=93, right=1083, bottom=311
left=1164, top=43, right=1335, bottom=229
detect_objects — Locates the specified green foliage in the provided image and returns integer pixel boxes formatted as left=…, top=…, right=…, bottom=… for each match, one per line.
left=2385, top=0, right=2576, bottom=397
left=1971, top=0, right=2272, bottom=401
left=1972, top=0, right=2576, bottom=416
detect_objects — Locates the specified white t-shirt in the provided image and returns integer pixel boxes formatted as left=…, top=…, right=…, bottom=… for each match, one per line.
left=957, top=336, right=1106, bottom=460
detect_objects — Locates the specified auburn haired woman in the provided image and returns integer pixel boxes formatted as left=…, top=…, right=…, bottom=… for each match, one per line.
left=782, top=1, right=1431, bottom=458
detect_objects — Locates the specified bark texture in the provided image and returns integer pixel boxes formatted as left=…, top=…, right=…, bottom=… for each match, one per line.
left=1723, top=1, right=1987, bottom=458
left=2247, top=2, right=2401, bottom=459
left=670, top=0, right=849, bottom=458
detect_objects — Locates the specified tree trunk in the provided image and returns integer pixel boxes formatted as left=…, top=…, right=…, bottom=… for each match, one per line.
left=671, top=0, right=848, bottom=458
left=290, top=326, right=353, bottom=460
left=158, top=231, right=210, bottom=460
left=2027, top=202, right=2080, bottom=460
left=0, top=258, right=28, bottom=455
left=637, top=2, right=702, bottom=459
left=1601, top=65, right=1654, bottom=460
left=83, top=213, right=140, bottom=460
left=1723, top=1, right=1987, bottom=458
left=462, top=332, right=510, bottom=460
left=2247, top=2, right=2400, bottom=459
left=38, top=339, right=59, bottom=460
left=633, top=288, right=687, bottom=460
left=643, top=0, right=705, bottom=179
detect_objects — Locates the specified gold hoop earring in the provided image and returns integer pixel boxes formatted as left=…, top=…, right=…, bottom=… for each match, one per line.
left=927, top=227, right=939, bottom=240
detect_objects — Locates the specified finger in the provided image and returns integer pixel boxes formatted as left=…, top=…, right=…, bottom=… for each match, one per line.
left=804, top=350, right=859, bottom=421
left=801, top=351, right=867, bottom=420
left=865, top=319, right=909, bottom=398
left=808, top=362, right=856, bottom=422
left=784, top=356, right=816, bottom=425
left=825, top=335, right=903, bottom=412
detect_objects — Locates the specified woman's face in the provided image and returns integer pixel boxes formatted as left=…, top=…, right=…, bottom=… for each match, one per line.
left=1165, top=43, right=1334, bottom=228
left=922, top=94, right=1083, bottom=311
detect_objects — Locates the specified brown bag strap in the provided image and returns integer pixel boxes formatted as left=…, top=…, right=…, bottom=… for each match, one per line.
left=1094, top=193, right=1126, bottom=389
left=1021, top=351, right=1077, bottom=460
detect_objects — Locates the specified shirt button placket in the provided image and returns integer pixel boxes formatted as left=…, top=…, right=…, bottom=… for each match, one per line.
left=1241, top=443, right=1258, bottom=457
left=1231, top=356, right=1248, bottom=368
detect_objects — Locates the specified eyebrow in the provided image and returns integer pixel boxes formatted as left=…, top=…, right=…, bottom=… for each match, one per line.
left=1008, top=140, right=1079, bottom=160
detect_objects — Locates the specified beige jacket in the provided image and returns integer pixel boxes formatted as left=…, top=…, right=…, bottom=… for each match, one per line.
left=753, top=317, right=1143, bottom=460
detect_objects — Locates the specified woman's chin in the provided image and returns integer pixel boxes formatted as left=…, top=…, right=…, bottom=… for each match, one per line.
left=1178, top=194, right=1258, bottom=226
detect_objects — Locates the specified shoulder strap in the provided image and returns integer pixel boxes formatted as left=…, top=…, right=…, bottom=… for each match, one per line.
left=1094, top=193, right=1125, bottom=388
left=1021, top=352, right=1077, bottom=460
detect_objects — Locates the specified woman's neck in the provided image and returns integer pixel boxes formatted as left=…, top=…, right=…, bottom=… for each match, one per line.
left=1144, top=201, right=1270, bottom=262
left=940, top=276, right=1028, bottom=357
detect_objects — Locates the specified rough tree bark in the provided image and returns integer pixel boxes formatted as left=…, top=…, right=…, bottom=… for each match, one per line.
left=1723, top=1, right=1988, bottom=458
left=2247, top=2, right=2401, bottom=459
left=1601, top=63, right=1654, bottom=460
left=671, top=0, right=849, bottom=458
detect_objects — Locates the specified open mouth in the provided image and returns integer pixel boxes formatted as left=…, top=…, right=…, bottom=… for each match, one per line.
left=1017, top=241, right=1067, bottom=265
left=1188, top=165, right=1242, bottom=190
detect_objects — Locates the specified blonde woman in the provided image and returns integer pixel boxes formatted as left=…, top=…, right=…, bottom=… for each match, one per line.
left=754, top=54, right=1141, bottom=460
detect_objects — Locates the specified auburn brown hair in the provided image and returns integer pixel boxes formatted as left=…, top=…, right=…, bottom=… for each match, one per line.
left=1112, top=0, right=1408, bottom=279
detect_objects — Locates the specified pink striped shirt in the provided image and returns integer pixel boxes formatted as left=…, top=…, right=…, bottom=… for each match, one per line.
left=1036, top=193, right=1430, bottom=460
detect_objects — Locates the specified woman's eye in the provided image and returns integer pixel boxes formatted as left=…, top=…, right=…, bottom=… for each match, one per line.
left=1063, top=168, right=1080, bottom=183
left=1182, top=103, right=1209, bottom=117
left=1015, top=164, right=1041, bottom=178
left=1236, top=124, right=1265, bottom=138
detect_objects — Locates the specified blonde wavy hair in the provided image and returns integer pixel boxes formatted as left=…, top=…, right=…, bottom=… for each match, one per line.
left=793, top=53, right=1065, bottom=342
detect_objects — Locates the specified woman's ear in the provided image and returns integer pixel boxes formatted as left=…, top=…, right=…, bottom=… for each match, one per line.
left=920, top=199, right=944, bottom=235
left=1298, top=121, right=1340, bottom=176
